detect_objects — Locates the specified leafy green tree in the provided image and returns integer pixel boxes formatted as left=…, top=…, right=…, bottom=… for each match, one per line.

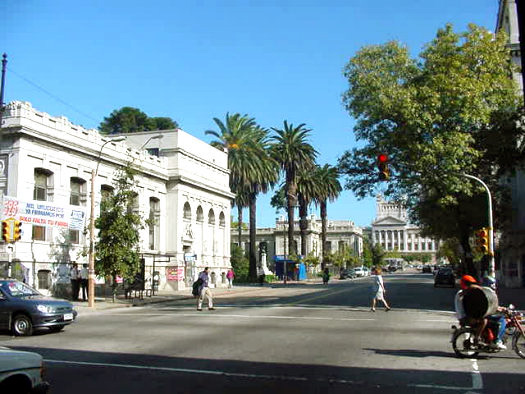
left=95, top=164, right=144, bottom=300
left=338, top=24, right=523, bottom=273
left=99, top=107, right=178, bottom=134
left=230, top=244, right=249, bottom=282
left=271, top=121, right=317, bottom=257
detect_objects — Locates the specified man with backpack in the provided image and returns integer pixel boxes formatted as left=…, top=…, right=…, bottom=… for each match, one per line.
left=196, top=267, right=214, bottom=311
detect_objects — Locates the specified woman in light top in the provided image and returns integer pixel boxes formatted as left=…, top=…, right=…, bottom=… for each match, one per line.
left=371, top=267, right=391, bottom=312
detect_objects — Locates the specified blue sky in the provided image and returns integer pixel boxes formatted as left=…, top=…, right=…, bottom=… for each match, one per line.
left=2, top=0, right=499, bottom=228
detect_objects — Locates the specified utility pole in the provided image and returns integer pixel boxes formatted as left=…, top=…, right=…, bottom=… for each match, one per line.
left=461, top=174, right=495, bottom=278
left=0, top=54, right=7, bottom=141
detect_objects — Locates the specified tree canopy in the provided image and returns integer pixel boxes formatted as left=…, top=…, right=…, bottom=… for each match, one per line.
left=99, top=107, right=179, bottom=134
left=338, top=23, right=524, bottom=263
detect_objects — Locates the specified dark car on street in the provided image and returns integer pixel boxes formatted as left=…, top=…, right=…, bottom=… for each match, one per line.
left=434, top=268, right=455, bottom=288
left=422, top=265, right=432, bottom=273
left=0, top=279, right=77, bottom=336
left=339, top=269, right=356, bottom=280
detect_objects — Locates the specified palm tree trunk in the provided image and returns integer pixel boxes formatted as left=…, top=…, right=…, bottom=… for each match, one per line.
left=287, top=181, right=297, bottom=256
left=299, top=193, right=308, bottom=256
left=237, top=205, right=243, bottom=247
left=320, top=200, right=327, bottom=269
left=249, top=193, right=257, bottom=281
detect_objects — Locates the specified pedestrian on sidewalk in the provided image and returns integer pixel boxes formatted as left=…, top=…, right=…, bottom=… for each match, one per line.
left=80, top=264, right=89, bottom=301
left=69, top=263, right=80, bottom=301
left=226, top=268, right=235, bottom=289
left=371, top=268, right=391, bottom=312
left=197, top=267, right=215, bottom=311
left=322, top=268, right=330, bottom=285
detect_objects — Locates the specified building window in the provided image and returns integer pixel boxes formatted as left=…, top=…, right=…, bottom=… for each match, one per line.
left=208, top=209, right=215, bottom=225
left=149, top=197, right=160, bottom=250
left=325, top=241, right=332, bottom=253
left=37, top=270, right=52, bottom=290
left=32, top=225, right=46, bottom=241
left=196, top=206, right=204, bottom=222
left=338, top=241, right=345, bottom=253
left=183, top=202, right=191, bottom=220
left=34, top=168, right=52, bottom=201
left=70, top=177, right=86, bottom=206
left=219, top=212, right=225, bottom=227
left=70, top=229, right=80, bottom=245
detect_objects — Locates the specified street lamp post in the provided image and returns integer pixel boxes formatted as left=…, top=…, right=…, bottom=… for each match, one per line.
left=88, top=136, right=126, bottom=308
left=461, top=174, right=495, bottom=278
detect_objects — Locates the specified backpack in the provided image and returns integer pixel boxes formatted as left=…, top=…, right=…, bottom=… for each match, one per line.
left=192, top=278, right=203, bottom=297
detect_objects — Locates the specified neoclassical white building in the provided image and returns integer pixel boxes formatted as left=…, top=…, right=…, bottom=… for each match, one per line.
left=233, top=215, right=363, bottom=270
left=371, top=195, right=438, bottom=259
left=0, top=101, right=233, bottom=294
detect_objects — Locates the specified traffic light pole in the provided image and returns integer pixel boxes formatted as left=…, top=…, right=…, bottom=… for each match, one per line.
left=461, top=174, right=495, bottom=277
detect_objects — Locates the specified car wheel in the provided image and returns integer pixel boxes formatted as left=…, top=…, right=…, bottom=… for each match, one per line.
left=12, top=314, right=33, bottom=336
left=49, top=325, right=65, bottom=333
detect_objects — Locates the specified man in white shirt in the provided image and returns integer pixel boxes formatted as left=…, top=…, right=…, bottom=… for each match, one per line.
left=79, top=264, right=89, bottom=301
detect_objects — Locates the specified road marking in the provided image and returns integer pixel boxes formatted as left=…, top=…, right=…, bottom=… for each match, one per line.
left=105, top=312, right=376, bottom=322
left=45, top=359, right=363, bottom=385
left=470, top=359, right=483, bottom=390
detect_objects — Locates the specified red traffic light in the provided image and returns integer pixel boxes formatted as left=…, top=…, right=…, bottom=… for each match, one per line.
left=377, top=154, right=388, bottom=163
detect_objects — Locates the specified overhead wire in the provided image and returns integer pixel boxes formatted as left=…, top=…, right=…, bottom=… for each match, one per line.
left=7, top=66, right=100, bottom=125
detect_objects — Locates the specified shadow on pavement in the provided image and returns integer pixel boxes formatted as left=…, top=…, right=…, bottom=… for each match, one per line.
left=9, top=346, right=525, bottom=394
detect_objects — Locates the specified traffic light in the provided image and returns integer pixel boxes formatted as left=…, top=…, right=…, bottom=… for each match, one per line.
left=2, top=220, right=11, bottom=243
left=13, top=220, right=22, bottom=242
left=475, top=227, right=490, bottom=254
left=377, top=153, right=390, bottom=181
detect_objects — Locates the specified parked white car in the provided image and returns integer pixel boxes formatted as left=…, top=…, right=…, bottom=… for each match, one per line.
left=0, top=347, right=49, bottom=393
left=354, top=267, right=367, bottom=277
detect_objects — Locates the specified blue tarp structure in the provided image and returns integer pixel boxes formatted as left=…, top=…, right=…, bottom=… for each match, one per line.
left=273, top=255, right=307, bottom=280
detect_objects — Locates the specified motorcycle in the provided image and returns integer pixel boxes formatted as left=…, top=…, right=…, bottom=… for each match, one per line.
left=451, top=304, right=525, bottom=358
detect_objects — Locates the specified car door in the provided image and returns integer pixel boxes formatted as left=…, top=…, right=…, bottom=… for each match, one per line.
left=0, top=289, right=10, bottom=330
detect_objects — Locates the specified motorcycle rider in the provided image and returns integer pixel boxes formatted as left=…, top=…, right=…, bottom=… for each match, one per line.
left=482, top=275, right=507, bottom=350
left=455, top=275, right=487, bottom=344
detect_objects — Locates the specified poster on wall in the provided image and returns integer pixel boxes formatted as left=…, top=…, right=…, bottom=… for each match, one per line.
left=1, top=196, right=87, bottom=230
left=166, top=266, right=184, bottom=281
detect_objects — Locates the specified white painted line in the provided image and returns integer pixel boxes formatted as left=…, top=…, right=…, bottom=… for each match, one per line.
left=44, top=359, right=353, bottom=384
left=105, top=312, right=376, bottom=322
left=470, top=359, right=483, bottom=390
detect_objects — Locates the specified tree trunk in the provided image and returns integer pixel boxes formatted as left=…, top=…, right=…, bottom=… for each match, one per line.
left=249, top=193, right=257, bottom=281
left=320, top=200, right=327, bottom=269
left=237, top=205, right=243, bottom=247
left=287, top=180, right=297, bottom=256
left=460, top=233, right=476, bottom=277
left=299, top=193, right=308, bottom=256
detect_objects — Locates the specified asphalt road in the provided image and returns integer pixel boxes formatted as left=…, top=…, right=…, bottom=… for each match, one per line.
left=3, top=273, right=525, bottom=393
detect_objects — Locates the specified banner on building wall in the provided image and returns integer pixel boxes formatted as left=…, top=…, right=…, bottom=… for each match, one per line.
left=1, top=196, right=87, bottom=230
left=166, top=266, right=184, bottom=281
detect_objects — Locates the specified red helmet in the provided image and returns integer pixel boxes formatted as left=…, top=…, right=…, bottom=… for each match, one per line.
left=460, top=275, right=477, bottom=290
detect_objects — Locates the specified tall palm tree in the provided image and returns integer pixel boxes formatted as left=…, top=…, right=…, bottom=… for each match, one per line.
left=271, top=121, right=317, bottom=257
left=314, top=164, right=342, bottom=267
left=246, top=126, right=279, bottom=279
left=207, top=115, right=278, bottom=280
left=296, top=167, right=319, bottom=256
left=206, top=113, right=257, bottom=244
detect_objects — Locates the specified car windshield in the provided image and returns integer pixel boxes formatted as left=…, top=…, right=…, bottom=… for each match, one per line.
left=0, top=281, right=41, bottom=298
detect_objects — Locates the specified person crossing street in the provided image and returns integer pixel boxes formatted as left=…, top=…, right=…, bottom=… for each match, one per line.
left=197, top=267, right=215, bottom=311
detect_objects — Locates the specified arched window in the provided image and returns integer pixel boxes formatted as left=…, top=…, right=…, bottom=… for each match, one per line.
left=219, top=212, right=226, bottom=227
left=183, top=202, right=192, bottom=220
left=208, top=209, right=215, bottom=225
left=100, top=184, right=114, bottom=202
left=197, top=206, right=204, bottom=222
